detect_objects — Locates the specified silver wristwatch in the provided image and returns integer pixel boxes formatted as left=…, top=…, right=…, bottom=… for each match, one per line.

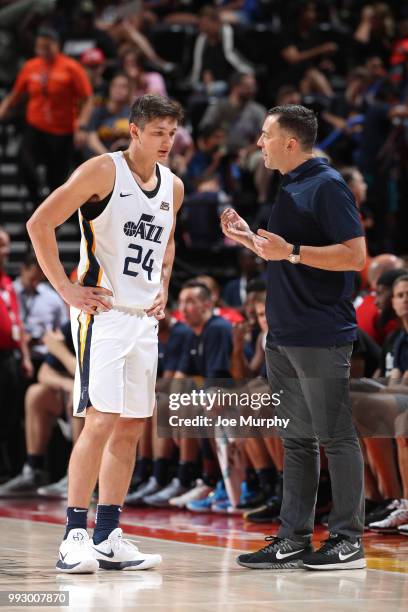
left=288, top=243, right=301, bottom=264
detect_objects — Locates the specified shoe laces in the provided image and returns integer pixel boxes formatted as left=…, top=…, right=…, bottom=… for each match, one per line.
left=260, top=536, right=285, bottom=554
left=111, top=532, right=140, bottom=554
left=317, top=536, right=355, bottom=555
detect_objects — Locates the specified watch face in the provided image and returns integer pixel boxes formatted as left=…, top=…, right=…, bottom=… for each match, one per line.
left=289, top=254, right=300, bottom=264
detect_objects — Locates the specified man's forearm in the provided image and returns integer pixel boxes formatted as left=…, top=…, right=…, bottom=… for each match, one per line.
left=297, top=243, right=365, bottom=271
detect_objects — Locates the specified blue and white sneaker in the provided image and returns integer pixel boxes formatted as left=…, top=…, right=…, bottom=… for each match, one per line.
left=92, top=528, right=162, bottom=571
left=186, top=480, right=227, bottom=513
left=56, top=529, right=99, bottom=574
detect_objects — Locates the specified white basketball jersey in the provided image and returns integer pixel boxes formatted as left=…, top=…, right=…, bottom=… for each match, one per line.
left=76, top=151, right=174, bottom=309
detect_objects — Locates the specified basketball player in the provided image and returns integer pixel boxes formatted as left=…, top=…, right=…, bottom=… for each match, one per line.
left=27, top=94, right=184, bottom=573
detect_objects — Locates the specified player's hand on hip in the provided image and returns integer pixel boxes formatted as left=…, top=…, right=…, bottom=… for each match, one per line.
left=59, top=283, right=113, bottom=314
left=254, top=229, right=292, bottom=261
left=145, top=287, right=167, bottom=320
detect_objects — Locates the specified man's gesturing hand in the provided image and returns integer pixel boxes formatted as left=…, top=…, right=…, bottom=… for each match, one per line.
left=253, top=229, right=292, bottom=261
left=220, top=208, right=253, bottom=246
left=59, top=283, right=113, bottom=314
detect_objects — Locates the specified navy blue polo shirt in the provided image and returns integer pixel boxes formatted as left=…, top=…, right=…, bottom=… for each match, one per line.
left=266, top=157, right=364, bottom=347
left=178, top=315, right=232, bottom=378
left=393, top=329, right=408, bottom=374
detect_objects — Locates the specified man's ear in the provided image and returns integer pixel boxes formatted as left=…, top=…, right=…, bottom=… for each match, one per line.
left=287, top=136, right=298, bottom=152
left=129, top=123, right=141, bottom=142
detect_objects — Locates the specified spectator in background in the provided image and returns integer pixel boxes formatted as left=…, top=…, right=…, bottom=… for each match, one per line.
left=278, top=1, right=337, bottom=97
left=62, top=0, right=117, bottom=62
left=0, top=28, right=93, bottom=208
left=121, top=48, right=167, bottom=99
left=222, top=248, right=263, bottom=307
left=0, top=227, right=33, bottom=478
left=355, top=254, right=405, bottom=345
left=353, top=3, right=395, bottom=64
left=80, top=47, right=108, bottom=106
left=355, top=78, right=408, bottom=251
left=185, top=125, right=230, bottom=191
left=13, top=253, right=68, bottom=376
left=189, top=7, right=253, bottom=97
left=0, top=322, right=82, bottom=499
left=200, top=72, right=266, bottom=158
left=86, top=72, right=131, bottom=156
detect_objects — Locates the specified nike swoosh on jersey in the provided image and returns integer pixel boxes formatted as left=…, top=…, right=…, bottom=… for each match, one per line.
left=338, top=548, right=360, bottom=561
left=275, top=548, right=304, bottom=560
left=120, top=192, right=133, bottom=197
left=73, top=508, right=87, bottom=512
left=93, top=547, right=115, bottom=558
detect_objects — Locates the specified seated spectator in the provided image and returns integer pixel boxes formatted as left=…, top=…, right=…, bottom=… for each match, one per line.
left=278, top=1, right=338, bottom=97
left=200, top=72, right=266, bottom=156
left=0, top=228, right=33, bottom=478
left=185, top=125, right=231, bottom=192
left=13, top=253, right=68, bottom=375
left=355, top=254, right=405, bottom=345
left=86, top=72, right=131, bottom=155
left=353, top=3, right=395, bottom=64
left=122, top=48, right=167, bottom=99
left=222, top=247, right=264, bottom=308
left=0, top=322, right=82, bottom=498
left=194, top=275, right=244, bottom=324
left=140, top=281, right=233, bottom=508
left=355, top=78, right=408, bottom=251
left=353, top=276, right=408, bottom=533
left=189, top=6, right=254, bottom=97
left=97, top=1, right=175, bottom=72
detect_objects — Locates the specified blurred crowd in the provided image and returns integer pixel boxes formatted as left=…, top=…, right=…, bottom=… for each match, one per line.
left=0, top=0, right=408, bottom=251
left=0, top=0, right=408, bottom=536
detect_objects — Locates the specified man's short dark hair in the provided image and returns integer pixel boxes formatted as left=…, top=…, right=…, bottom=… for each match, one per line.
left=181, top=280, right=212, bottom=301
left=129, top=95, right=184, bottom=128
left=267, top=105, right=318, bottom=150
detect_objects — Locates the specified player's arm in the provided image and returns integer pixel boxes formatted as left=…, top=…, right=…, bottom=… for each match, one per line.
left=26, top=156, right=115, bottom=314
left=145, top=176, right=184, bottom=320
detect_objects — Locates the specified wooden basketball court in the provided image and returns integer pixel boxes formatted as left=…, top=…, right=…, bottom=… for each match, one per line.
left=1, top=500, right=408, bottom=611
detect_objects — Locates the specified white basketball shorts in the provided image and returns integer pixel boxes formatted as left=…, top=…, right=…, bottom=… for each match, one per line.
left=70, top=306, right=158, bottom=418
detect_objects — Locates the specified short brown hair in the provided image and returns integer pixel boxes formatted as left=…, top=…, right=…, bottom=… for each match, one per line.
left=129, top=94, right=184, bottom=128
left=267, top=105, right=317, bottom=150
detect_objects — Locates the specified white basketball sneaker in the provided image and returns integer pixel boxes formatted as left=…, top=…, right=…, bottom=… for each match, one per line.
left=56, top=529, right=99, bottom=573
left=92, top=528, right=162, bottom=570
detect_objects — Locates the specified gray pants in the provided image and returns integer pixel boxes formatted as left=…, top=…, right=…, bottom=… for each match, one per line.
left=265, top=344, right=364, bottom=543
